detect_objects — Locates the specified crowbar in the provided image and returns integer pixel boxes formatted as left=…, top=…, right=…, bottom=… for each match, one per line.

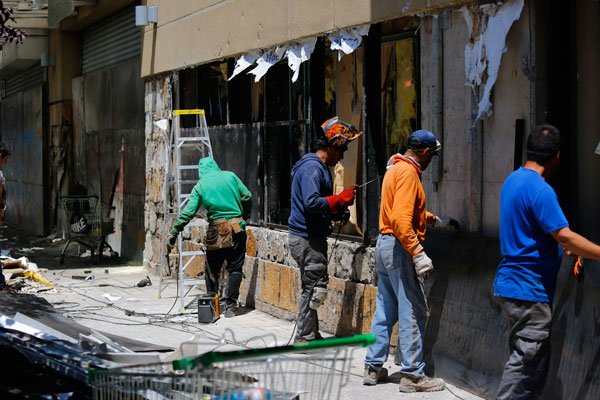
left=356, top=177, right=380, bottom=189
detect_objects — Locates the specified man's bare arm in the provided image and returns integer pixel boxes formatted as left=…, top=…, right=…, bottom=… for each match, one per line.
left=552, top=227, right=600, bottom=260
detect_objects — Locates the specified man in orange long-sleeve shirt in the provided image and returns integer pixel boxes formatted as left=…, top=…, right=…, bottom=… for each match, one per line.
left=363, top=130, right=445, bottom=393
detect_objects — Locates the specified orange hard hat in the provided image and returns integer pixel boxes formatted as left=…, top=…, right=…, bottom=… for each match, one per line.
left=320, top=117, right=361, bottom=149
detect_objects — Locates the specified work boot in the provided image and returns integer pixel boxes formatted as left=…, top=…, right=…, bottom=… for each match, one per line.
left=294, top=338, right=308, bottom=345
left=363, top=365, right=388, bottom=386
left=223, top=304, right=243, bottom=318
left=398, top=375, right=445, bottom=393
left=294, top=331, right=323, bottom=344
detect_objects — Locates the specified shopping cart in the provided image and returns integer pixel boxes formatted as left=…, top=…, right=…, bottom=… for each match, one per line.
left=89, top=333, right=374, bottom=400
left=60, top=195, right=116, bottom=265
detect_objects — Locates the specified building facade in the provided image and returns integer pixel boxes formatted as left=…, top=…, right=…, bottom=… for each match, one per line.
left=0, top=0, right=146, bottom=260
left=140, top=1, right=600, bottom=398
left=0, top=0, right=598, bottom=398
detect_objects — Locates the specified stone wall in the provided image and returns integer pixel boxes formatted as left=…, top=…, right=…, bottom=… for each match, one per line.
left=239, top=227, right=378, bottom=337
left=143, top=75, right=173, bottom=272
left=142, top=69, right=395, bottom=356
left=144, top=75, right=211, bottom=276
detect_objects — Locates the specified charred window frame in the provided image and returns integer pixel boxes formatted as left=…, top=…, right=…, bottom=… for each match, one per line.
left=177, top=59, right=310, bottom=227
left=362, top=20, right=421, bottom=243
left=179, top=63, right=228, bottom=126
left=263, top=63, right=311, bottom=227
left=320, top=45, right=366, bottom=239
left=380, top=28, right=421, bottom=158
left=177, top=20, right=419, bottom=243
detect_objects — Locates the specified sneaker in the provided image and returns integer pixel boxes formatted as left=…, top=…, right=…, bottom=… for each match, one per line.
left=223, top=304, right=243, bottom=318
left=398, top=376, right=445, bottom=393
left=294, top=337, right=323, bottom=344
left=294, top=334, right=322, bottom=345
left=294, top=338, right=308, bottom=345
left=363, top=365, right=388, bottom=386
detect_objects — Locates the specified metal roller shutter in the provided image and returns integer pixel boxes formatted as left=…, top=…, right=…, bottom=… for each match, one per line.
left=82, top=6, right=141, bottom=75
left=4, top=67, right=44, bottom=98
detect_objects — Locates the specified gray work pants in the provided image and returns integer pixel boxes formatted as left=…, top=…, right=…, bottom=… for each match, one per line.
left=288, top=233, right=328, bottom=341
left=496, top=297, right=552, bottom=400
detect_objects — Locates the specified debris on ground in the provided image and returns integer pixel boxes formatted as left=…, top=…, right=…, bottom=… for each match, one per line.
left=72, top=274, right=96, bottom=281
left=1, top=255, right=32, bottom=269
left=1, top=255, right=54, bottom=287
left=79, top=249, right=119, bottom=259
left=19, top=247, right=45, bottom=253
left=135, top=275, right=152, bottom=287
left=80, top=250, right=92, bottom=258
left=102, top=293, right=122, bottom=302
left=103, top=249, right=119, bottom=258
left=24, top=270, right=54, bottom=286
left=19, top=286, right=59, bottom=294
left=0, top=293, right=174, bottom=398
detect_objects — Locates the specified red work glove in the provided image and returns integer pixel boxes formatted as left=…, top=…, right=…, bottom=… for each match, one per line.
left=326, top=187, right=355, bottom=213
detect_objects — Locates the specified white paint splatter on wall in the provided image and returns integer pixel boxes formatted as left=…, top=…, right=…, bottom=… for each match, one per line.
left=461, top=0, right=524, bottom=125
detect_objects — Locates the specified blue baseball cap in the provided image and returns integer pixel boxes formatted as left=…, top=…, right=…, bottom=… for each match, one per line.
left=407, top=130, right=442, bottom=155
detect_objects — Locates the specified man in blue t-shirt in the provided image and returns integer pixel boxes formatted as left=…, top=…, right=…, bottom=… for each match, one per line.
left=494, top=125, right=600, bottom=399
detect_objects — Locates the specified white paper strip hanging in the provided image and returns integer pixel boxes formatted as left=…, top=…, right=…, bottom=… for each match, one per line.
left=328, top=24, right=370, bottom=60
left=247, top=46, right=287, bottom=82
left=228, top=50, right=262, bottom=81
left=286, top=38, right=317, bottom=83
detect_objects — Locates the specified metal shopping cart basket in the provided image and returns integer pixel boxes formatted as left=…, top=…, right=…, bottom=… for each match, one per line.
left=89, top=333, right=375, bottom=400
left=60, top=195, right=116, bottom=265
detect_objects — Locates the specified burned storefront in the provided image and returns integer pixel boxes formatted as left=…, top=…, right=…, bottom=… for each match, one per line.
left=173, top=21, right=419, bottom=240
left=140, top=0, right=600, bottom=398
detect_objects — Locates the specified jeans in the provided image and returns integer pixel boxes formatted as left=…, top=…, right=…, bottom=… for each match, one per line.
left=365, top=234, right=427, bottom=378
left=496, top=297, right=552, bottom=400
left=288, top=233, right=328, bottom=341
left=205, top=230, right=247, bottom=306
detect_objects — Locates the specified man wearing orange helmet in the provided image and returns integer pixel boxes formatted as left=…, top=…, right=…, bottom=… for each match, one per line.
left=288, top=117, right=361, bottom=343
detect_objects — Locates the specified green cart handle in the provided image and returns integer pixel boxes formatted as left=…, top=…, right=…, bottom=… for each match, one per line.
left=173, top=333, right=375, bottom=371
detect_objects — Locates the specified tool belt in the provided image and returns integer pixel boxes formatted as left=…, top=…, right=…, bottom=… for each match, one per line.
left=205, top=217, right=243, bottom=250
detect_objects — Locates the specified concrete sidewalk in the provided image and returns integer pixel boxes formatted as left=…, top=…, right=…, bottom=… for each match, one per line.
left=34, top=265, right=484, bottom=400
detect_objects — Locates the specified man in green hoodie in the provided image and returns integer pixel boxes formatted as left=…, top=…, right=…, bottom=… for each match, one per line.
left=167, top=157, right=252, bottom=317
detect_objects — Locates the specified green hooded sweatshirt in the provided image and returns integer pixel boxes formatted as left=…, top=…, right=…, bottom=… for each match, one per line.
left=171, top=157, right=252, bottom=234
